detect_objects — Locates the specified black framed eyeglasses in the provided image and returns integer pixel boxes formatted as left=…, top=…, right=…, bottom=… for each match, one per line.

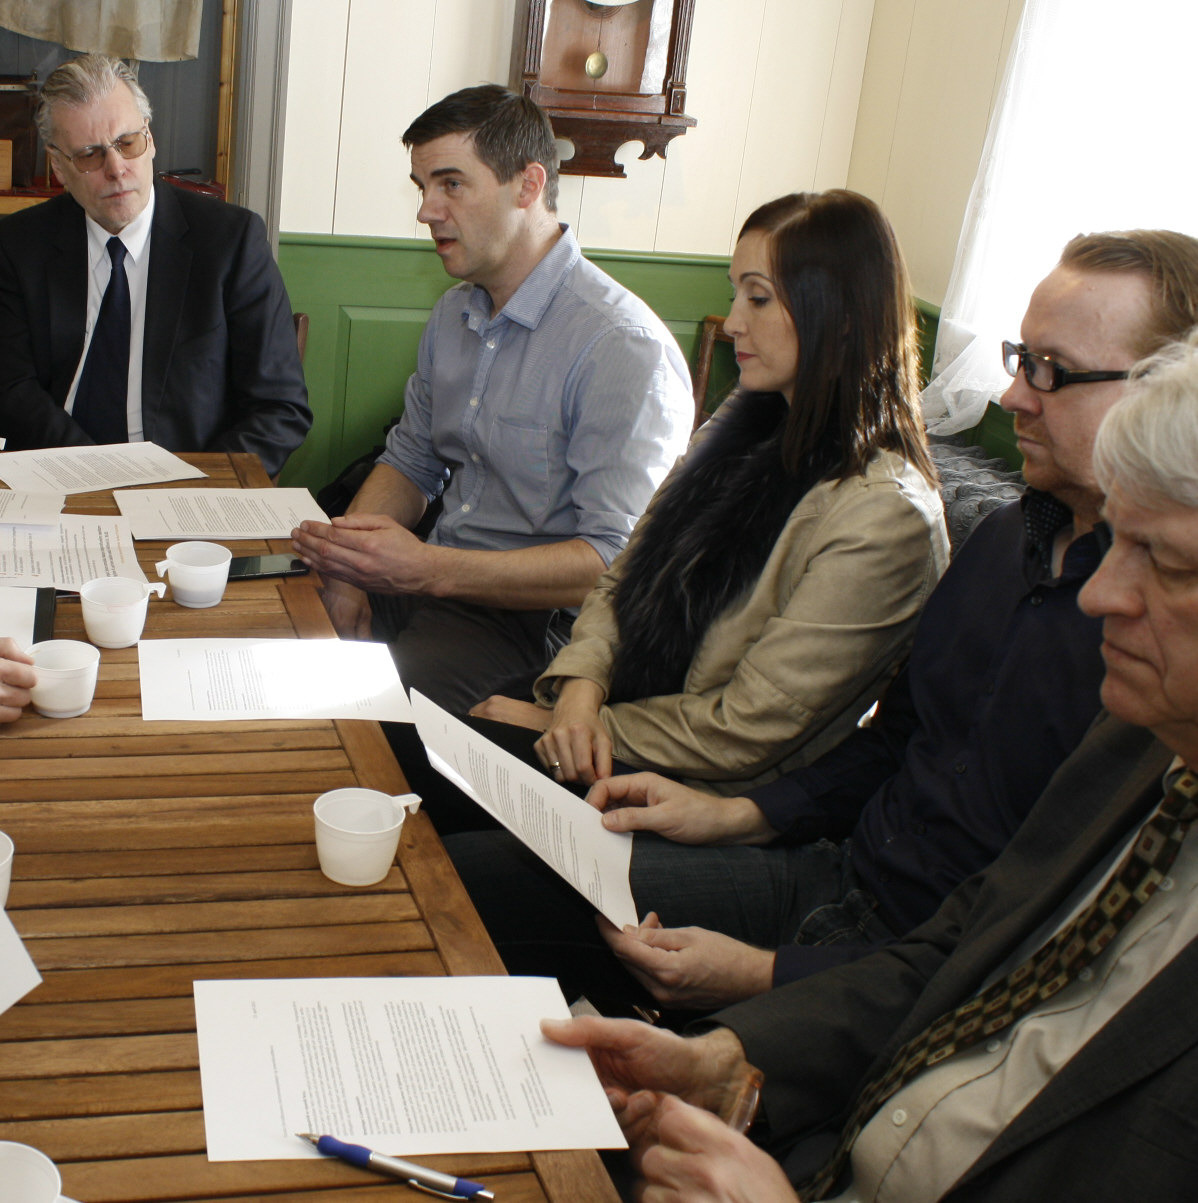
left=48, top=125, right=150, bottom=174
left=1002, top=340, right=1129, bottom=394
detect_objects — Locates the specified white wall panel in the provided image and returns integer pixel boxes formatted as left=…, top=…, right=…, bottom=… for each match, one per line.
left=280, top=0, right=350, bottom=233
left=654, top=0, right=767, bottom=256
left=332, top=0, right=436, bottom=237
left=847, top=0, right=1023, bottom=304
left=813, top=0, right=874, bottom=191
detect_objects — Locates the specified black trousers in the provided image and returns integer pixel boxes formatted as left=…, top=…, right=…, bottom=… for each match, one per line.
left=370, top=592, right=572, bottom=833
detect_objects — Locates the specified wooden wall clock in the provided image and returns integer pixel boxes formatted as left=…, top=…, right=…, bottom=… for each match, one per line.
left=510, top=0, right=697, bottom=178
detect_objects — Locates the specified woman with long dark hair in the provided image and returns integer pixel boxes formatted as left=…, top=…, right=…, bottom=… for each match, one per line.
left=474, top=190, right=948, bottom=795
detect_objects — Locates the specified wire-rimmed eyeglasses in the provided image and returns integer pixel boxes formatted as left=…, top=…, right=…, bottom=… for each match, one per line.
left=1002, top=340, right=1129, bottom=393
left=48, top=125, right=151, bottom=174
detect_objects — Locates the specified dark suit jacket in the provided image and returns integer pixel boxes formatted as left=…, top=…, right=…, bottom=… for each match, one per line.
left=0, top=180, right=311, bottom=476
left=717, top=715, right=1198, bottom=1200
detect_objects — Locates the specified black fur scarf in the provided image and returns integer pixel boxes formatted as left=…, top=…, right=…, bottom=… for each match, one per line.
left=607, top=391, right=830, bottom=704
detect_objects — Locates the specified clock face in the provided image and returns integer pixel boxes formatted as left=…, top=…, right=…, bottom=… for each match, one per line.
left=539, top=0, right=668, bottom=95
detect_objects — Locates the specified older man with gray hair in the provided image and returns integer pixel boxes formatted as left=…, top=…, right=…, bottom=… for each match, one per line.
left=544, top=329, right=1198, bottom=1200
left=0, top=53, right=311, bottom=475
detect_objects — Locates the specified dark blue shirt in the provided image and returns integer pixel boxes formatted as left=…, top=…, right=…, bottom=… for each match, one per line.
left=749, top=492, right=1107, bottom=984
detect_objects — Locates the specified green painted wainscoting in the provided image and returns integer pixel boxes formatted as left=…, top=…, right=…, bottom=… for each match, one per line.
left=276, top=234, right=738, bottom=492
left=274, top=235, right=1008, bottom=491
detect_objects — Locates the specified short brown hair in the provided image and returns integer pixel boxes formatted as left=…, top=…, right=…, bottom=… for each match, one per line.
left=403, top=84, right=558, bottom=211
left=1060, top=230, right=1198, bottom=358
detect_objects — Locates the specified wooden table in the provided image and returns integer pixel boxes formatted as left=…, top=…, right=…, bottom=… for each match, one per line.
left=0, top=453, right=617, bottom=1203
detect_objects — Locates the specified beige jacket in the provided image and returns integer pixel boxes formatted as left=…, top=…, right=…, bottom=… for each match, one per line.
left=534, top=449, right=949, bottom=795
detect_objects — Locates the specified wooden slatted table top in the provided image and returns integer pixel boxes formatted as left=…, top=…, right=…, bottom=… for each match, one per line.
left=0, top=454, right=617, bottom=1203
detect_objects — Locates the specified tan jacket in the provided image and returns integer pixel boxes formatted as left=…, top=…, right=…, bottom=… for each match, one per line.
left=535, top=449, right=949, bottom=794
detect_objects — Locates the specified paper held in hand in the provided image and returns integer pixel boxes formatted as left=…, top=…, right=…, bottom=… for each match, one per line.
left=410, top=690, right=638, bottom=930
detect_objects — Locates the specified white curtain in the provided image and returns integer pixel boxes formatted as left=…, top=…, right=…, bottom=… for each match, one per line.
left=0, top=0, right=203, bottom=62
left=921, top=0, right=1198, bottom=434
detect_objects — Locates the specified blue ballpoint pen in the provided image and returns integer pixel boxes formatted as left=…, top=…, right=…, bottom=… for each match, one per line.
left=298, top=1132, right=495, bottom=1200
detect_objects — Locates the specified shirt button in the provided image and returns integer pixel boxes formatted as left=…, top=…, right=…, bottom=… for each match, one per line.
left=892, top=1108, right=908, bottom=1126
left=1078, top=967, right=1094, bottom=982
left=461, top=503, right=472, bottom=513
left=486, top=339, right=496, bottom=349
left=1030, top=594, right=1044, bottom=606
left=954, top=761, right=967, bottom=774
left=1159, top=876, right=1175, bottom=892
left=469, top=396, right=480, bottom=408
left=471, top=453, right=481, bottom=463
left=986, top=1039, right=1001, bottom=1054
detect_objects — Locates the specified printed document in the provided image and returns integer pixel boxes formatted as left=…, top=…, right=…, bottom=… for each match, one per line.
left=115, top=487, right=327, bottom=539
left=0, top=491, right=65, bottom=526
left=0, top=443, right=204, bottom=493
left=139, top=638, right=413, bottom=722
left=412, top=691, right=637, bottom=929
left=0, top=514, right=146, bottom=588
left=0, top=910, right=41, bottom=1017
left=194, top=976, right=626, bottom=1159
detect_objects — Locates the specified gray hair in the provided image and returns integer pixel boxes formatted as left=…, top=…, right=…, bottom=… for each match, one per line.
left=1093, top=326, right=1198, bottom=508
left=36, top=54, right=152, bottom=146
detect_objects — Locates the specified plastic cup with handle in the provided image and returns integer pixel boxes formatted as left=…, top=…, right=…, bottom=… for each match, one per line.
left=313, top=788, right=422, bottom=886
left=28, top=640, right=100, bottom=718
left=0, top=831, right=12, bottom=909
left=0, top=1141, right=62, bottom=1203
left=155, top=541, right=232, bottom=608
left=80, top=577, right=167, bottom=648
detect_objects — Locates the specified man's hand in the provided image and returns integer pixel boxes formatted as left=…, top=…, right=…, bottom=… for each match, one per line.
left=539, top=1014, right=751, bottom=1119
left=0, top=637, right=34, bottom=722
left=292, top=513, right=436, bottom=596
left=600, top=914, right=775, bottom=1009
left=587, top=774, right=777, bottom=846
left=634, top=1095, right=798, bottom=1203
left=535, top=677, right=612, bottom=784
left=319, top=579, right=374, bottom=640
left=468, top=696, right=553, bottom=730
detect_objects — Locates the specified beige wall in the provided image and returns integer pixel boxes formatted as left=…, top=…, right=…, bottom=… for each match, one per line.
left=280, top=0, right=1022, bottom=296
left=847, top=0, right=1024, bottom=305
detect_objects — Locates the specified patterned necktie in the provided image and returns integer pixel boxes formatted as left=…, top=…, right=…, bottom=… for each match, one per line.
left=72, top=236, right=130, bottom=444
left=800, top=766, right=1198, bottom=1201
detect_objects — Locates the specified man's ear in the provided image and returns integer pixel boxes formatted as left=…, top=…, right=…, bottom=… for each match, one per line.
left=515, top=160, right=548, bottom=210
left=49, top=151, right=65, bottom=187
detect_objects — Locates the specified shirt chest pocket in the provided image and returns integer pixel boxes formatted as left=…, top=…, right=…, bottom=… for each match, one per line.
left=487, top=415, right=552, bottom=517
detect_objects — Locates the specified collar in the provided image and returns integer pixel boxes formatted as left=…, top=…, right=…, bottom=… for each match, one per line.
left=462, top=224, right=580, bottom=332
left=84, top=184, right=155, bottom=269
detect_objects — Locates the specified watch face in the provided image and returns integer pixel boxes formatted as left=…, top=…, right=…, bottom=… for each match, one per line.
left=540, top=0, right=667, bottom=95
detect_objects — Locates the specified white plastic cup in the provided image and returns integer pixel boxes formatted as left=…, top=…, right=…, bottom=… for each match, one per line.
left=313, top=788, right=422, bottom=886
left=155, top=541, right=232, bottom=608
left=28, top=640, right=100, bottom=718
left=0, top=831, right=12, bottom=909
left=0, top=1141, right=62, bottom=1203
left=80, top=577, right=167, bottom=648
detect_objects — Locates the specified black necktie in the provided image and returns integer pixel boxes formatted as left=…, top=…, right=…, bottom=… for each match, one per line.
left=72, top=236, right=130, bottom=444
left=800, top=767, right=1198, bottom=1200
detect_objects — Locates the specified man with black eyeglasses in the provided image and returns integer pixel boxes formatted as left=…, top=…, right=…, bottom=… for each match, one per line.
left=0, top=54, right=311, bottom=476
left=445, top=229, right=1198, bottom=1015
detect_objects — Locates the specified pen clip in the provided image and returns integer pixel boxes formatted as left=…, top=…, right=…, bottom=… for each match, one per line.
left=406, top=1179, right=474, bottom=1201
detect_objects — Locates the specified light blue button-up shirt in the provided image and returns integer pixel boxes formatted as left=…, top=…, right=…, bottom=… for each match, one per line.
left=379, top=226, right=693, bottom=569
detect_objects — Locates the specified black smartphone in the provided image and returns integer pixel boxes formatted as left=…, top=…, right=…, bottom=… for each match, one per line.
left=227, top=554, right=310, bottom=581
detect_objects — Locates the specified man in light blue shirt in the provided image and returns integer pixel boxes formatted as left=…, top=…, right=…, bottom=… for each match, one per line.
left=293, top=86, right=692, bottom=714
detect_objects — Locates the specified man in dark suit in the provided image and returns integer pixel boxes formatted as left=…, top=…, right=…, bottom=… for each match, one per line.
left=0, top=54, right=311, bottom=477
left=542, top=334, right=1198, bottom=1199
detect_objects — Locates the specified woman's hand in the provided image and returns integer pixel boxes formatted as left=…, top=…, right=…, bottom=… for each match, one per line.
left=534, top=678, right=612, bottom=784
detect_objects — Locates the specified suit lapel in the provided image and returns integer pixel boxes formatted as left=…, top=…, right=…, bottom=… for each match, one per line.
left=895, top=720, right=1173, bottom=1038
left=142, top=180, right=191, bottom=442
left=47, top=200, right=88, bottom=403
